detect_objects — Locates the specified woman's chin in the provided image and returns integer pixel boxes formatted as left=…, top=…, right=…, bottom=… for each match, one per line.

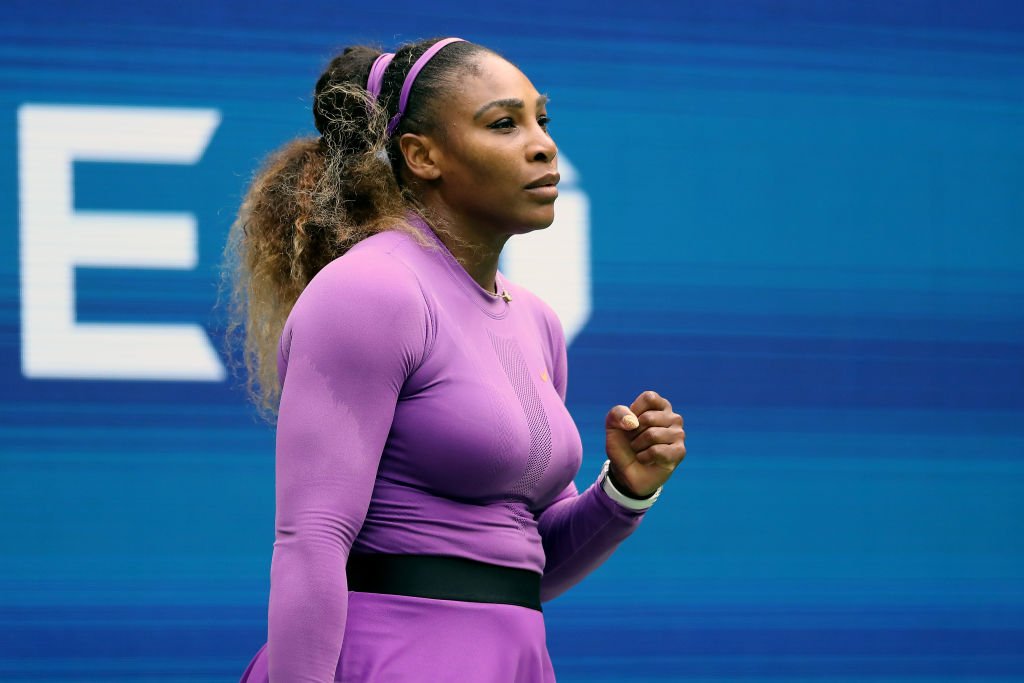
left=520, top=207, right=556, bottom=232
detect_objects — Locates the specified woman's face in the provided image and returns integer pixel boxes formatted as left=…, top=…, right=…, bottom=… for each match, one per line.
left=415, top=52, right=559, bottom=237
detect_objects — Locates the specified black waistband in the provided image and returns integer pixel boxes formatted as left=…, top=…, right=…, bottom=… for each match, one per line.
left=346, top=553, right=542, bottom=612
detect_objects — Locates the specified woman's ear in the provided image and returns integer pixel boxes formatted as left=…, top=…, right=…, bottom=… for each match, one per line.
left=399, top=133, right=442, bottom=181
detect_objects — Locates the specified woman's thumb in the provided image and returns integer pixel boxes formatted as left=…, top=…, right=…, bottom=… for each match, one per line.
left=605, top=405, right=640, bottom=431
left=605, top=405, right=639, bottom=467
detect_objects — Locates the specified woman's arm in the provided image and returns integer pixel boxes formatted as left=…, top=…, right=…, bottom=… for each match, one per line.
left=536, top=474, right=648, bottom=602
left=267, top=252, right=430, bottom=682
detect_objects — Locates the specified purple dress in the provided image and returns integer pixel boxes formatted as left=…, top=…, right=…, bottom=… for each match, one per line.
left=238, top=214, right=649, bottom=682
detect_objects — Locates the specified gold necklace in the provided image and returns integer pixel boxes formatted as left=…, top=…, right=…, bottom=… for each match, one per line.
left=489, top=277, right=512, bottom=303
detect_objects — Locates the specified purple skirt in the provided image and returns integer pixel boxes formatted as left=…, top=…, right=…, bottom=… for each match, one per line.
left=239, top=591, right=556, bottom=682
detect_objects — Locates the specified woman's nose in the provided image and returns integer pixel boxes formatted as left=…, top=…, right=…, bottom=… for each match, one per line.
left=528, top=126, right=557, bottom=163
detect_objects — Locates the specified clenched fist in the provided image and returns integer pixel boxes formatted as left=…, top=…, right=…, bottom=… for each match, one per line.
left=604, top=390, right=686, bottom=498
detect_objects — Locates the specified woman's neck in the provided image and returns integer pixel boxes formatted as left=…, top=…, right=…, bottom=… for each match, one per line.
left=416, top=199, right=510, bottom=294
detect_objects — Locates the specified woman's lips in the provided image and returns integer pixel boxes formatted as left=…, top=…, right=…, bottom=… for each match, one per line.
left=524, top=171, right=560, bottom=200
left=525, top=171, right=560, bottom=189
left=524, top=184, right=558, bottom=199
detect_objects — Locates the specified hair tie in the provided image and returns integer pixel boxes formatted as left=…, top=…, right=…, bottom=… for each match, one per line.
left=366, top=52, right=394, bottom=100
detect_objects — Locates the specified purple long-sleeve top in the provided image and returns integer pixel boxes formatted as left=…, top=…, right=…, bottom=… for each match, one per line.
left=267, top=214, right=648, bottom=681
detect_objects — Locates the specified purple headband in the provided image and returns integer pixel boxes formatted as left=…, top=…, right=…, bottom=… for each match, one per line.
left=365, top=37, right=467, bottom=136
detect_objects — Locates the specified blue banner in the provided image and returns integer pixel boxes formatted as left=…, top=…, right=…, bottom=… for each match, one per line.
left=1, top=1, right=1022, bottom=680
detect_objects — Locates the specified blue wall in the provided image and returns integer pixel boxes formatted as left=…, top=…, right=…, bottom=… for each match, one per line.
left=1, top=1, right=1022, bottom=680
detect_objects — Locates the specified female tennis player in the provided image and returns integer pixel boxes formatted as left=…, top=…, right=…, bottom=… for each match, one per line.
left=225, top=36, right=687, bottom=682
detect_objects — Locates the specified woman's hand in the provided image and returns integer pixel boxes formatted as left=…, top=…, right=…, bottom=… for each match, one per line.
left=604, top=390, right=686, bottom=498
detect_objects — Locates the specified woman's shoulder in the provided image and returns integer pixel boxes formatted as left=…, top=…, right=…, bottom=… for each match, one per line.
left=279, top=229, right=436, bottom=381
left=312, top=229, right=425, bottom=292
left=291, top=229, right=432, bottom=326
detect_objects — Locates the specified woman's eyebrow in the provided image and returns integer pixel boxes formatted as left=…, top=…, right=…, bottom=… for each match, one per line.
left=473, top=94, right=550, bottom=121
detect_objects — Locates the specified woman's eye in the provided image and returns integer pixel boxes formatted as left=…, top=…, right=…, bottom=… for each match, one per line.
left=538, top=115, right=552, bottom=129
left=488, top=118, right=515, bottom=130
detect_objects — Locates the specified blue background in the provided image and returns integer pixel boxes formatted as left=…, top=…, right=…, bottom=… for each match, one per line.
left=2, top=1, right=1023, bottom=680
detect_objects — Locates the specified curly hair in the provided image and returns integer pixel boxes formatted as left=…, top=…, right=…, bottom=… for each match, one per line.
left=218, top=38, right=493, bottom=422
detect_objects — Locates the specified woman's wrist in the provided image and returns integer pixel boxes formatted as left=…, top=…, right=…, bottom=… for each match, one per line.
left=607, top=465, right=655, bottom=499
left=599, top=460, right=662, bottom=511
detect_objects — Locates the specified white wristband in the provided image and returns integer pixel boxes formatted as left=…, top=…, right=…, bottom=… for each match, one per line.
left=599, top=460, right=662, bottom=511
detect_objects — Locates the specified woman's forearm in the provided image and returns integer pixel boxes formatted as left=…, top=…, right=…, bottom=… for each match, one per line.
left=536, top=475, right=647, bottom=602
